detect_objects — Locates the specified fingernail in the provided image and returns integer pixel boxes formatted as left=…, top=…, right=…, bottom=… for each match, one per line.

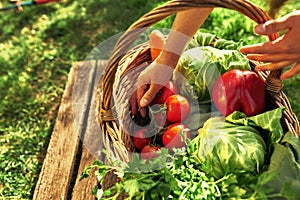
left=140, top=98, right=149, bottom=107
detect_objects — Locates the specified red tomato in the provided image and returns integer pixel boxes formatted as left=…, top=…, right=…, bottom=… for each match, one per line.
left=150, top=81, right=178, bottom=105
left=140, top=145, right=161, bottom=160
left=162, top=123, right=190, bottom=151
left=165, top=94, right=190, bottom=123
left=133, top=128, right=152, bottom=149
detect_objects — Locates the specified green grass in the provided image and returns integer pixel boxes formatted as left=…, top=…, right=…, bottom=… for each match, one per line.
left=0, top=0, right=299, bottom=199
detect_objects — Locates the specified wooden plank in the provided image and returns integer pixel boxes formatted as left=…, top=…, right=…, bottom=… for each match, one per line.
left=33, top=61, right=98, bottom=200
left=72, top=60, right=108, bottom=200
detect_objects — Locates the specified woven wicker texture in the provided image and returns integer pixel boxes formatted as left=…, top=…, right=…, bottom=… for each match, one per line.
left=97, top=0, right=299, bottom=163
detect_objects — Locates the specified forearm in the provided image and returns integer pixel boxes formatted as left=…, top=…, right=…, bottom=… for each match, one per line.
left=157, top=8, right=213, bottom=66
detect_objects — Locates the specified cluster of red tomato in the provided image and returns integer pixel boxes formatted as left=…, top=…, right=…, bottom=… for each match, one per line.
left=133, top=81, right=191, bottom=160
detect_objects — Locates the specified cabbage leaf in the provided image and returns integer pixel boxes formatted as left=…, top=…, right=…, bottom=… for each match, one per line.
left=226, top=108, right=284, bottom=144
left=189, top=117, right=266, bottom=179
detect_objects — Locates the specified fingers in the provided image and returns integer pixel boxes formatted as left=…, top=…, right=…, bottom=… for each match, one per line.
left=240, top=39, right=285, bottom=55
left=255, top=60, right=295, bottom=71
left=240, top=42, right=272, bottom=54
left=240, top=11, right=300, bottom=80
left=246, top=53, right=299, bottom=63
left=137, top=83, right=163, bottom=118
left=136, top=84, right=149, bottom=118
left=140, top=84, right=162, bottom=107
left=280, top=61, right=300, bottom=80
left=254, top=15, right=291, bottom=35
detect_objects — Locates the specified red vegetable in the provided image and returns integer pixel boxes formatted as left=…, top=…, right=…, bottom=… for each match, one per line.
left=212, top=69, right=265, bottom=117
left=140, top=145, right=161, bottom=160
left=150, top=81, right=179, bottom=105
left=162, top=123, right=191, bottom=151
left=165, top=94, right=190, bottom=123
left=133, top=128, right=152, bottom=149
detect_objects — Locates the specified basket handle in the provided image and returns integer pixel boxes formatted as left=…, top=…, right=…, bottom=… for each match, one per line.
left=100, top=0, right=280, bottom=115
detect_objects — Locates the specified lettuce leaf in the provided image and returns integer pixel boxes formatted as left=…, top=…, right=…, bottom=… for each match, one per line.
left=263, top=133, right=300, bottom=199
left=225, top=108, right=284, bottom=144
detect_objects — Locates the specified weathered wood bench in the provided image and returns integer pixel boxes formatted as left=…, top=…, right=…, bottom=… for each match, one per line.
left=33, top=60, right=106, bottom=200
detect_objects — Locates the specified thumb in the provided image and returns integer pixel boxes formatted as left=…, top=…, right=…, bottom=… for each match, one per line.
left=140, top=84, right=162, bottom=107
left=255, top=17, right=290, bottom=35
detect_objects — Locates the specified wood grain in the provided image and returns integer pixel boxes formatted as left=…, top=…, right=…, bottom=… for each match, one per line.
left=33, top=60, right=102, bottom=200
left=72, top=60, right=107, bottom=200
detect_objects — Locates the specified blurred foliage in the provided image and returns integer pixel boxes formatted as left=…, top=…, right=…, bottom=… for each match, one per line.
left=0, top=0, right=299, bottom=199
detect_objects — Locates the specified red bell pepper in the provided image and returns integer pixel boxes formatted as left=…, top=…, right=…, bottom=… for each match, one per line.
left=212, top=69, right=265, bottom=117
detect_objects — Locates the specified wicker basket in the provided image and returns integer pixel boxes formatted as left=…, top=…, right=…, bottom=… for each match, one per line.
left=97, top=0, right=299, bottom=168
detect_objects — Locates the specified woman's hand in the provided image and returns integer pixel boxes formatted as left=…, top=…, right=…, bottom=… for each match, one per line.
left=130, top=52, right=179, bottom=118
left=240, top=10, right=300, bottom=80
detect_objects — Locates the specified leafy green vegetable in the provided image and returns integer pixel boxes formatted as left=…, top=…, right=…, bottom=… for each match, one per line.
left=262, top=132, right=300, bottom=199
left=189, top=116, right=266, bottom=179
left=187, top=31, right=243, bottom=50
left=83, top=147, right=282, bottom=200
left=223, top=108, right=300, bottom=199
left=84, top=148, right=223, bottom=200
left=281, top=131, right=300, bottom=163
left=226, top=108, right=284, bottom=144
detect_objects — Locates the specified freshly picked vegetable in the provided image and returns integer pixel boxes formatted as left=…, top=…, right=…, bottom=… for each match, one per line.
left=189, top=116, right=267, bottom=179
left=164, top=94, right=190, bottom=123
left=162, top=123, right=191, bottom=151
left=225, top=108, right=300, bottom=198
left=212, top=69, right=265, bottom=117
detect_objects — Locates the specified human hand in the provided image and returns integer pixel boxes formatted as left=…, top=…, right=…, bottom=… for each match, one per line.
left=130, top=58, right=176, bottom=118
left=240, top=10, right=300, bottom=80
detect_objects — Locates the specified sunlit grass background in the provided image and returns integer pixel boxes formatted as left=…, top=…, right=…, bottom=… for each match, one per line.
left=0, top=0, right=299, bottom=199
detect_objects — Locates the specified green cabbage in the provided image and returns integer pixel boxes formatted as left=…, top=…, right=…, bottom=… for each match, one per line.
left=189, top=117, right=266, bottom=179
